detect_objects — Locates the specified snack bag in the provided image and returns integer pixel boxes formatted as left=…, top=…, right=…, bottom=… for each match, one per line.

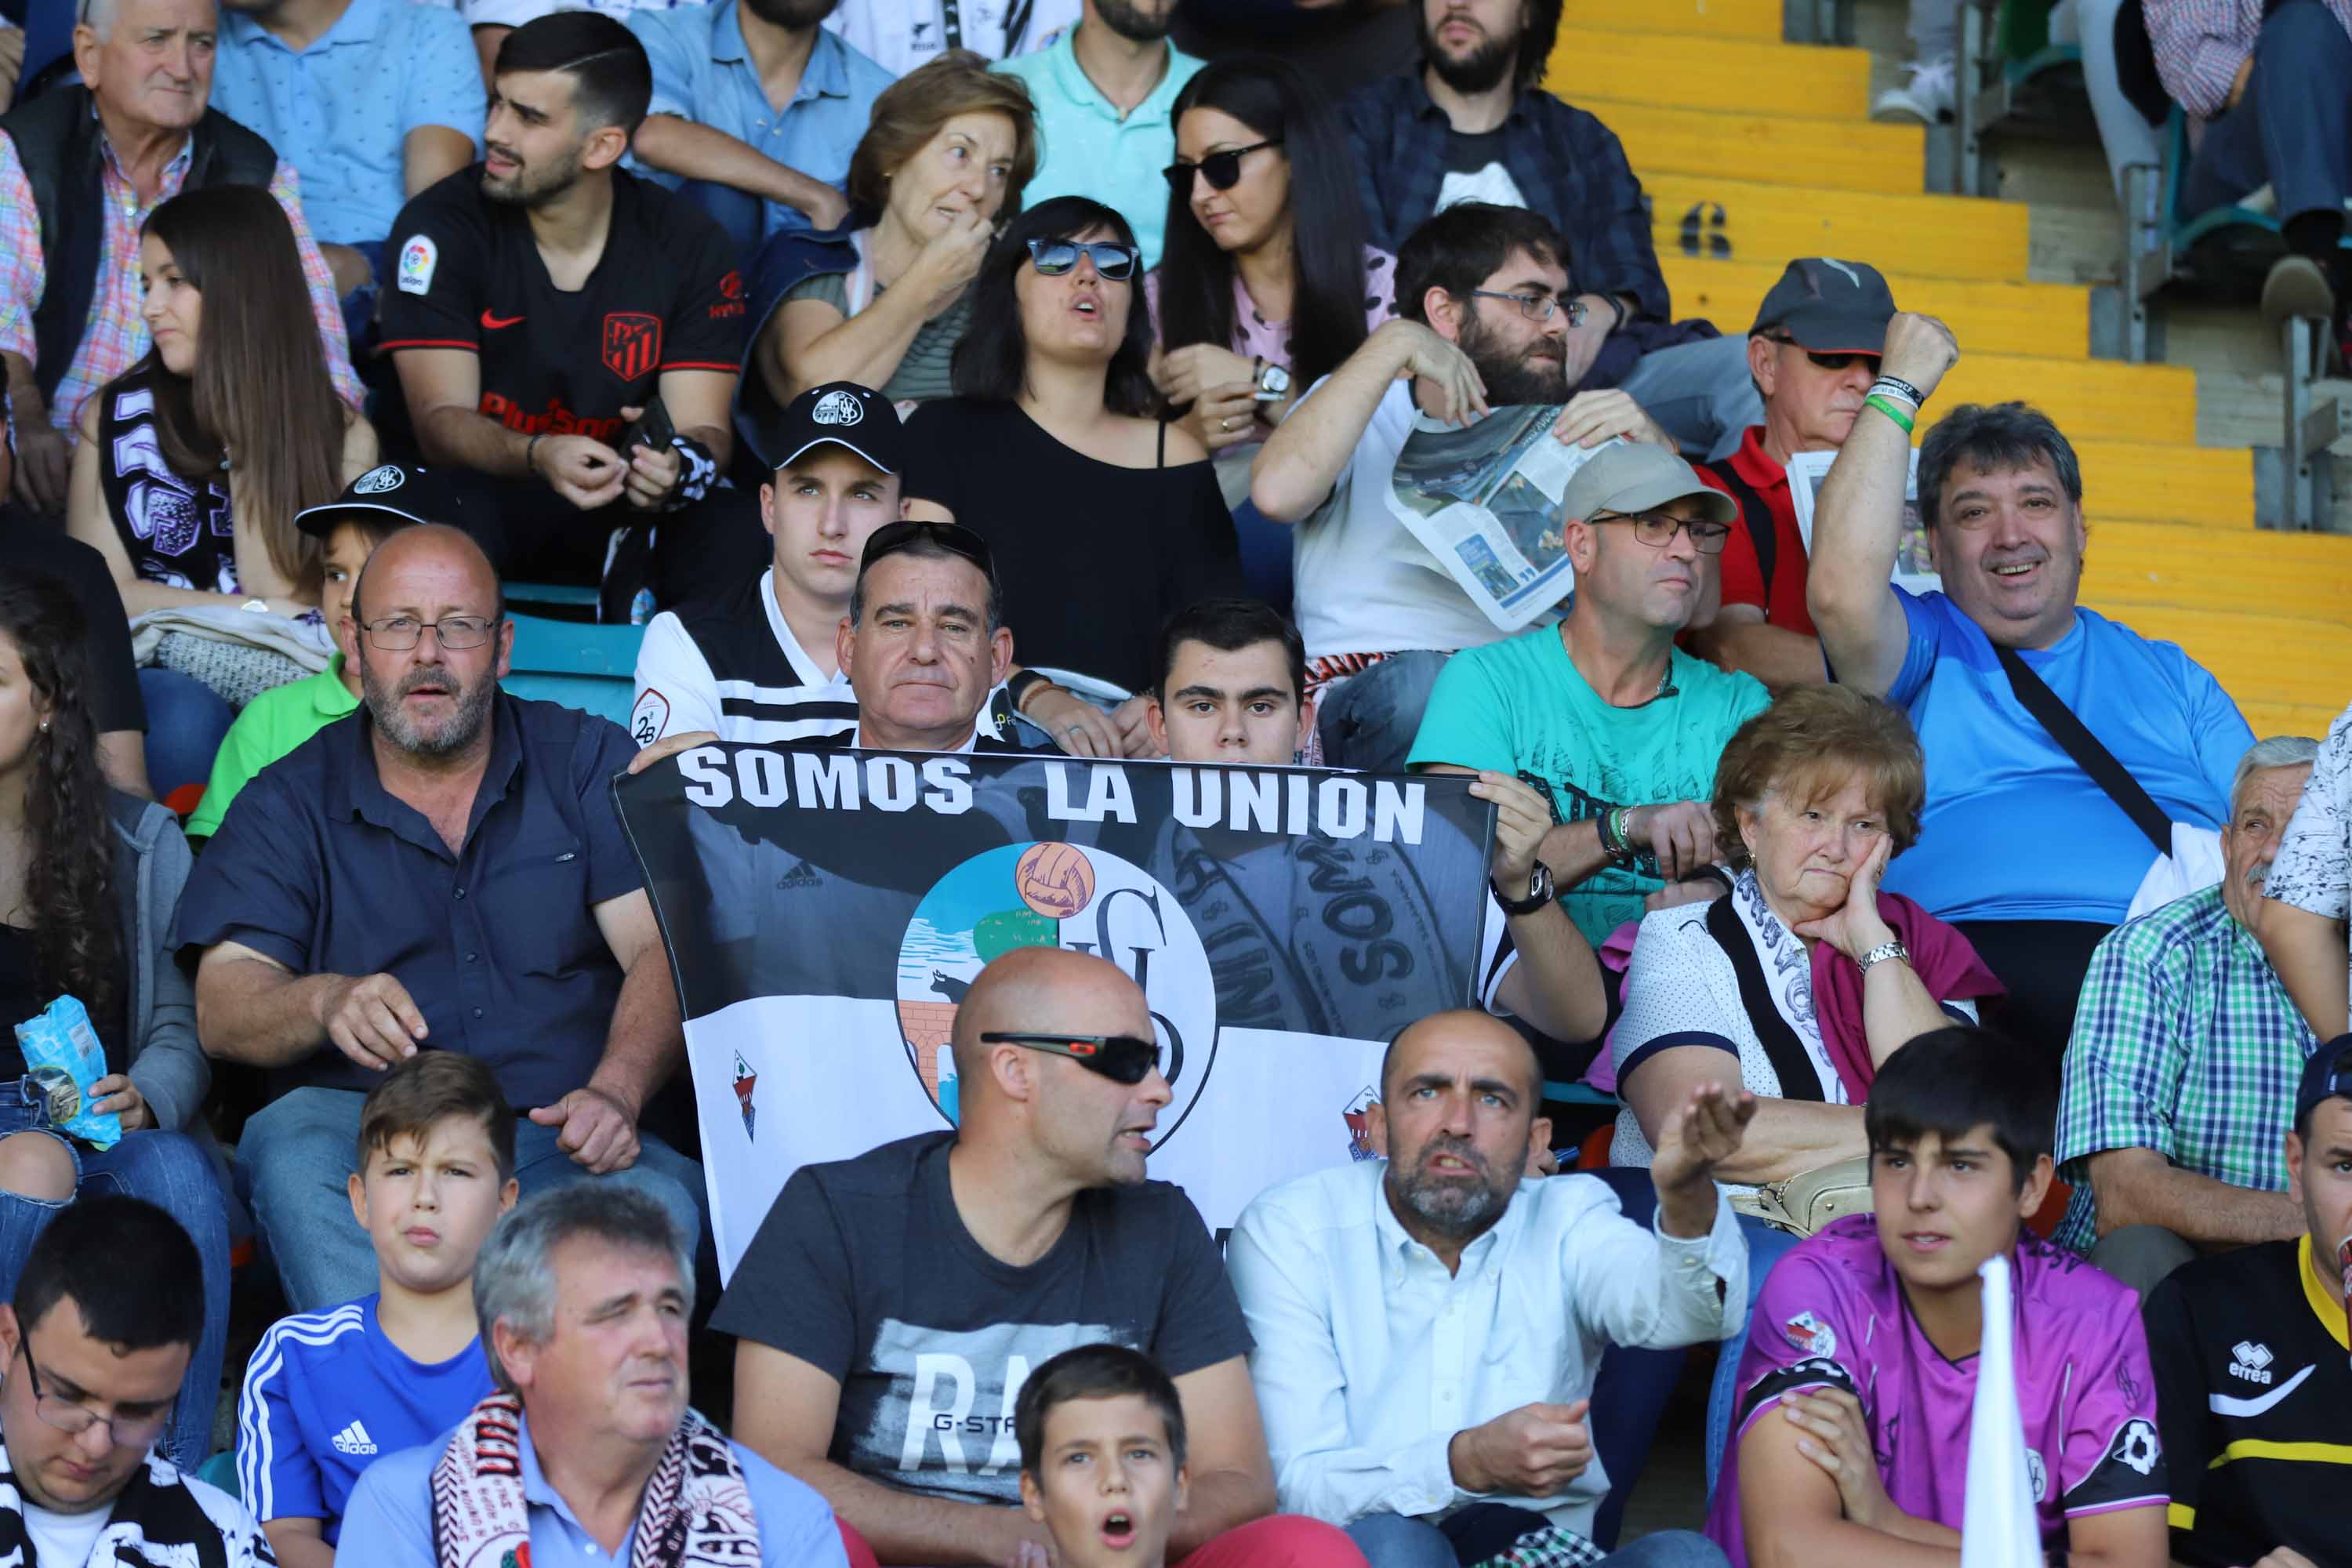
left=15, top=997, right=122, bottom=1149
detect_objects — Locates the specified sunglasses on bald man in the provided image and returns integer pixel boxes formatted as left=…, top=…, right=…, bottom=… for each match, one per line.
left=982, top=1032, right=1160, bottom=1084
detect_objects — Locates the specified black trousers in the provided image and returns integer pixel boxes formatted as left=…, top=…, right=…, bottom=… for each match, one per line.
left=1952, top=917, right=2116, bottom=1076
left=441, top=474, right=768, bottom=622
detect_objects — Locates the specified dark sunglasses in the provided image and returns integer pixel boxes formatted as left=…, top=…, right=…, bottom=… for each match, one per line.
left=982, top=1032, right=1160, bottom=1085
left=1766, top=334, right=1881, bottom=373
left=1162, top=139, right=1283, bottom=196
left=858, top=517, right=996, bottom=574
left=1025, top=238, right=1139, bottom=280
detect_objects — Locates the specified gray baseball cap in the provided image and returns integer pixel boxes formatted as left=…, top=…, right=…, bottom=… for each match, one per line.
left=1749, top=257, right=1896, bottom=354
left=1560, top=442, right=1738, bottom=524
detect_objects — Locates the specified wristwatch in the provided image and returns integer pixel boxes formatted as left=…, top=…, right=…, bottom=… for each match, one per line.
left=1857, top=940, right=1911, bottom=976
left=1492, top=860, right=1555, bottom=916
left=1254, top=360, right=1291, bottom=401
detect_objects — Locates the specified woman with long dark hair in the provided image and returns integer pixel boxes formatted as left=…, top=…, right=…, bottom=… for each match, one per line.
left=899, top=197, right=1242, bottom=750
left=0, top=566, right=230, bottom=1474
left=65, top=186, right=376, bottom=793
left=1149, top=54, right=1392, bottom=607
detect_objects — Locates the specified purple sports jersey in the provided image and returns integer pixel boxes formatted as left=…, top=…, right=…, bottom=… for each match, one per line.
left=1705, top=1217, right=2167, bottom=1566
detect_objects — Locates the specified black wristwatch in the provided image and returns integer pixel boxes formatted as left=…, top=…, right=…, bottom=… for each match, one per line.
left=1492, top=860, right=1555, bottom=916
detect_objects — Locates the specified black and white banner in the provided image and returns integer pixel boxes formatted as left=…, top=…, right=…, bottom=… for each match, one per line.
left=614, top=746, right=1496, bottom=1279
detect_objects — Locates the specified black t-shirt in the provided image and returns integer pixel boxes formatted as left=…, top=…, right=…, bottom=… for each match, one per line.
left=2144, top=1236, right=2352, bottom=1568
left=898, top=400, right=1242, bottom=694
left=0, top=525, right=143, bottom=735
left=379, top=165, right=746, bottom=540
left=712, top=1131, right=1252, bottom=1506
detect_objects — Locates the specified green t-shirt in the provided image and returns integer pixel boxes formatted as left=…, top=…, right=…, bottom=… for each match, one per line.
left=186, top=655, right=360, bottom=840
left=1406, top=627, right=1769, bottom=946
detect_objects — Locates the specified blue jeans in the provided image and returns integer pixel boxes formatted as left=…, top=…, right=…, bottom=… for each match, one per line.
left=1583, top=1169, right=1686, bottom=1549
left=245, top=1086, right=709, bottom=1312
left=1315, top=650, right=1452, bottom=775
left=1702, top=1216, right=1805, bottom=1496
left=138, top=667, right=235, bottom=800
left=0, top=1081, right=231, bottom=1471
left=1344, top=1513, right=1726, bottom=1568
left=1229, top=498, right=1295, bottom=620
left=2182, top=0, right=2352, bottom=227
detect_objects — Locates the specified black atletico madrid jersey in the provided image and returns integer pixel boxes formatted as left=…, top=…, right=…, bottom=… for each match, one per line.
left=2144, top=1235, right=2352, bottom=1568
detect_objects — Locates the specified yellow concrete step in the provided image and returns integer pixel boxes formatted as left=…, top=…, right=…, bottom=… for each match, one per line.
left=1548, top=34, right=1872, bottom=118
left=2071, top=441, right=2253, bottom=528
left=2082, top=521, right=2352, bottom=621
left=1928, top=354, right=2199, bottom=445
left=1642, top=173, right=2031, bottom=281
left=1584, top=100, right=1924, bottom=196
left=2096, top=607, right=2352, bottom=732
left=1566, top=0, right=1782, bottom=39
left=1661, top=259, right=2091, bottom=358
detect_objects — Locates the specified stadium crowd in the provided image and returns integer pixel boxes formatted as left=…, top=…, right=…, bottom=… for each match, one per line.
left=0, top=0, right=2350, bottom=1563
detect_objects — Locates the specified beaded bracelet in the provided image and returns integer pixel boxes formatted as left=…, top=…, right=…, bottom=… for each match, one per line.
left=1864, top=394, right=1916, bottom=434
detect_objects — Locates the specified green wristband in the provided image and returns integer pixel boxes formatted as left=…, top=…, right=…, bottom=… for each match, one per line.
left=1864, top=394, right=1916, bottom=434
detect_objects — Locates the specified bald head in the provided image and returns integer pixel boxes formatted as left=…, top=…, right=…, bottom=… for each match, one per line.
left=1381, top=1011, right=1543, bottom=1107
left=950, top=947, right=1149, bottom=1083
left=352, top=524, right=501, bottom=626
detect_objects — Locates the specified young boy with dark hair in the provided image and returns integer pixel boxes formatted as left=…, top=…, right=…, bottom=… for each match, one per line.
left=1709, top=1026, right=2171, bottom=1568
left=1016, top=1345, right=1190, bottom=1568
left=236, top=1052, right=520, bottom=1568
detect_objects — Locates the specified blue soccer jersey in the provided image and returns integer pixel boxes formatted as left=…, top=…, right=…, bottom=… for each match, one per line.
left=236, top=1295, right=496, bottom=1541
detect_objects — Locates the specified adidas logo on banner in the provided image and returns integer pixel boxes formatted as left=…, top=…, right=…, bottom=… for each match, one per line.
left=331, top=1421, right=379, bottom=1456
left=775, top=859, right=822, bottom=891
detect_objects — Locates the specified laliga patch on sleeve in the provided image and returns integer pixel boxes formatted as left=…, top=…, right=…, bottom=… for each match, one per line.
left=397, top=234, right=438, bottom=296
left=631, top=689, right=670, bottom=748
left=1783, top=1311, right=1836, bottom=1359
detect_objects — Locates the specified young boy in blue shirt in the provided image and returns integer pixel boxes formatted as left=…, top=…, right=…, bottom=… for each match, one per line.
left=237, top=1053, right=520, bottom=1568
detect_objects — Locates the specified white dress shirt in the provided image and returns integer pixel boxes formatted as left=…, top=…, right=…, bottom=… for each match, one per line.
left=1226, top=1160, right=1746, bottom=1539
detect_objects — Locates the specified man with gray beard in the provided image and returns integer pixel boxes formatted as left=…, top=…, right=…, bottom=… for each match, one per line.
left=1228, top=1008, right=1753, bottom=1568
left=175, top=524, right=707, bottom=1313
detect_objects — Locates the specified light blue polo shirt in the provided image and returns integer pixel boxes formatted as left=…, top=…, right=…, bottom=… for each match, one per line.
left=630, top=2, right=894, bottom=261
left=993, top=25, right=1203, bottom=267
left=209, top=0, right=483, bottom=247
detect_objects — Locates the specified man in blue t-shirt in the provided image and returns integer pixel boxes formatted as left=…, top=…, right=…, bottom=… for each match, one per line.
left=238, top=1054, right=518, bottom=1568
left=1806, top=313, right=2253, bottom=1065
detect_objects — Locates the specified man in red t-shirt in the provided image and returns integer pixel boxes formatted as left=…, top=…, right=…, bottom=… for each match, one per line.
left=1687, top=258, right=1893, bottom=691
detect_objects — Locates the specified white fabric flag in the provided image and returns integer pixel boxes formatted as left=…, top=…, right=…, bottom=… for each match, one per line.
left=1961, top=1253, right=2040, bottom=1568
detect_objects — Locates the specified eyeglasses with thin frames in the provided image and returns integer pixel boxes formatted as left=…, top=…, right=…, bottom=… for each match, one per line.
left=1469, top=290, right=1587, bottom=327
left=1161, top=140, right=1283, bottom=196
left=1592, top=510, right=1733, bottom=554
left=1765, top=335, right=1881, bottom=373
left=360, top=615, right=501, bottom=652
left=979, top=1032, right=1160, bottom=1085
left=17, top=1341, right=171, bottom=1448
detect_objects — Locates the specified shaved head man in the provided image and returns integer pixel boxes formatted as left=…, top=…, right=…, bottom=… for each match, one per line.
left=347, top=524, right=512, bottom=768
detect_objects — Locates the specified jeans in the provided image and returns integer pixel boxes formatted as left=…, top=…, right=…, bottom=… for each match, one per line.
left=1611, top=336, right=1762, bottom=464
left=245, top=1087, right=709, bottom=1312
left=0, top=1081, right=231, bottom=1471
left=1315, top=650, right=1452, bottom=775
left=2088, top=1223, right=2196, bottom=1301
left=2182, top=0, right=2352, bottom=227
left=138, top=667, right=236, bottom=800
left=1583, top=1169, right=1686, bottom=1549
left=1344, top=1512, right=1727, bottom=1568
left=1229, top=498, right=1296, bottom=622
left=1701, top=1216, right=1805, bottom=1496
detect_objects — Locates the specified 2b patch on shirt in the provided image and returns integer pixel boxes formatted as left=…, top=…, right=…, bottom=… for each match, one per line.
left=397, top=234, right=437, bottom=296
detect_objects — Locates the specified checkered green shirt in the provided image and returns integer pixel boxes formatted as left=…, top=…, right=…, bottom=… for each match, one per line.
left=2053, top=885, right=2318, bottom=1254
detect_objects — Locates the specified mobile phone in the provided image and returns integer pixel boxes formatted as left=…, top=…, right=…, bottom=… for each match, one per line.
left=619, top=394, right=677, bottom=456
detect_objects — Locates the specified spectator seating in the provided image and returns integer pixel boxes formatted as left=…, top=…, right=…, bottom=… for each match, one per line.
left=1952, top=0, right=2092, bottom=198
left=504, top=585, right=647, bottom=728
left=1555, top=0, right=2352, bottom=738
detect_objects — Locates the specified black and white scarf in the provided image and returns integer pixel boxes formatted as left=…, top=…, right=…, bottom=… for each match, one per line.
left=430, top=1396, right=758, bottom=1568
left=0, top=1438, right=253, bottom=1568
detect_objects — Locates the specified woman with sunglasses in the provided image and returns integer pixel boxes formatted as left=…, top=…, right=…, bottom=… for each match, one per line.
left=900, top=198, right=1243, bottom=755
left=1148, top=56, right=1392, bottom=610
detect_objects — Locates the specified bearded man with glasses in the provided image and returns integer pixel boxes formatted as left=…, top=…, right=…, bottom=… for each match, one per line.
left=717, top=944, right=1367, bottom=1568
left=174, top=524, right=708, bottom=1314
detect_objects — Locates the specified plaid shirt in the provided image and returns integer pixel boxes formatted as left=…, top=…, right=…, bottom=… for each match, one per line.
left=2053, top=884, right=2318, bottom=1254
left=0, top=122, right=360, bottom=435
left=2144, top=0, right=2352, bottom=118
left=1340, top=71, right=1669, bottom=325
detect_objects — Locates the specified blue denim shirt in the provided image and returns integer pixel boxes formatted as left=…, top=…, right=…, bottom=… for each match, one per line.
left=628, top=2, right=894, bottom=261
left=170, top=691, right=644, bottom=1109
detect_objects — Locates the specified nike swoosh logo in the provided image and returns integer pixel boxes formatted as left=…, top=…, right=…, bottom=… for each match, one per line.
left=2211, top=1362, right=2316, bottom=1418
left=481, top=310, right=524, bottom=329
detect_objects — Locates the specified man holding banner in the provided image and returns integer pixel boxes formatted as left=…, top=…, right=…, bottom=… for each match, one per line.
left=713, top=947, right=1365, bottom=1568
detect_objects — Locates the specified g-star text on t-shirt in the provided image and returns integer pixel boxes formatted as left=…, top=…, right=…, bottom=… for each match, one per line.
left=860, top=1319, right=1133, bottom=1487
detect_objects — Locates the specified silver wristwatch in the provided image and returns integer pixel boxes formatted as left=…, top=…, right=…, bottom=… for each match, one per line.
left=1857, top=940, right=1911, bottom=976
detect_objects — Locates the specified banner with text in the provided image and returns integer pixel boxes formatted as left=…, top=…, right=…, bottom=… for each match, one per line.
left=615, top=748, right=1495, bottom=1279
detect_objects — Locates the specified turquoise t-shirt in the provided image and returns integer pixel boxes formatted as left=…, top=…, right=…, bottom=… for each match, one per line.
left=1407, top=627, right=1769, bottom=946
left=993, top=30, right=1204, bottom=268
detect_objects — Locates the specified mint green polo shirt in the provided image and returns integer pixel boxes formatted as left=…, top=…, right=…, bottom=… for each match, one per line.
left=993, top=27, right=1203, bottom=268
left=187, top=655, right=360, bottom=840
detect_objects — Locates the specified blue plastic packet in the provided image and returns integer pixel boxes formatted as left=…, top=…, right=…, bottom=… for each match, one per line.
left=15, top=997, right=122, bottom=1149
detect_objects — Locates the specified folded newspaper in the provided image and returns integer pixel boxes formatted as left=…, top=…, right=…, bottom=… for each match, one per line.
left=1385, top=409, right=1624, bottom=632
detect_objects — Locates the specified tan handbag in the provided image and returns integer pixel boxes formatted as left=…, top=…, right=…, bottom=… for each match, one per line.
left=1726, top=1154, right=1875, bottom=1238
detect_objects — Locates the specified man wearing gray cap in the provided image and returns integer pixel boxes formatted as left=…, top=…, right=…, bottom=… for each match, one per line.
left=1410, top=442, right=1769, bottom=949
left=1687, top=258, right=1896, bottom=693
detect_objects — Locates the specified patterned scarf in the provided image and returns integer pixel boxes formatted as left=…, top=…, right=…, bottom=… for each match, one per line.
left=430, top=1395, right=758, bottom=1568
left=0, top=1441, right=234, bottom=1568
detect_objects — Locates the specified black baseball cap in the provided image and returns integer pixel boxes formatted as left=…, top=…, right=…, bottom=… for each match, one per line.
left=2295, top=1034, right=2352, bottom=1129
left=1749, top=258, right=1897, bottom=354
left=295, top=463, right=474, bottom=538
left=768, top=382, right=906, bottom=475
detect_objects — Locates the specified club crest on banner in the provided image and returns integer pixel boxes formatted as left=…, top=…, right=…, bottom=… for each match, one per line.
left=895, top=842, right=1217, bottom=1141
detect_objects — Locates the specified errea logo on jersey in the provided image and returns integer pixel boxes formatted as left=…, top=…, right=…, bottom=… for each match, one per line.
left=2230, top=1341, right=2274, bottom=1385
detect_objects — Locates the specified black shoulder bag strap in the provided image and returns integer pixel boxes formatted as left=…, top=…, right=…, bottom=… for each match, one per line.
left=1991, top=643, right=2173, bottom=857
left=1705, top=895, right=1825, bottom=1103
left=1701, top=458, right=1777, bottom=609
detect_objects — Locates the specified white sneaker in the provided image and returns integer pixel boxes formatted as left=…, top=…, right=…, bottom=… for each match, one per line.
left=1872, top=55, right=1956, bottom=124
